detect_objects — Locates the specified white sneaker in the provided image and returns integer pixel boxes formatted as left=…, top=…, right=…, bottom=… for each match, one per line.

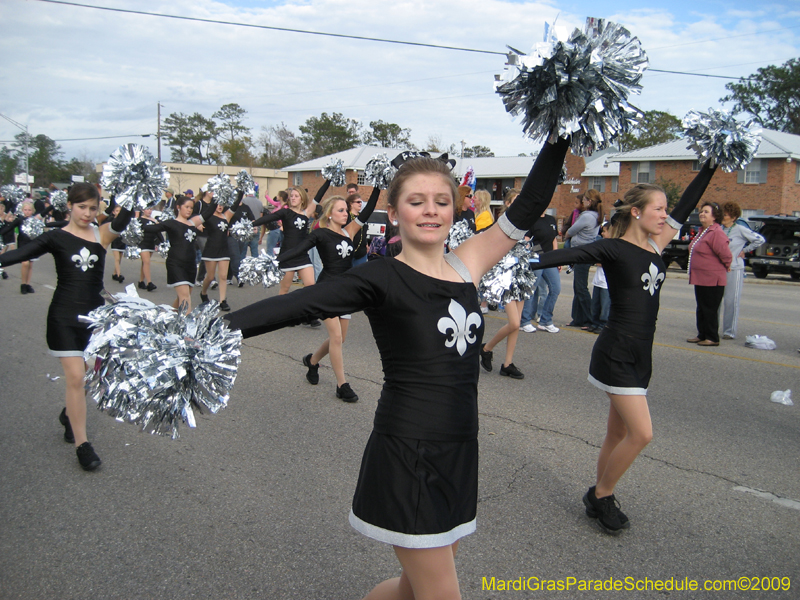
left=538, top=324, right=560, bottom=333
left=520, top=323, right=537, bottom=333
left=480, top=306, right=488, bottom=314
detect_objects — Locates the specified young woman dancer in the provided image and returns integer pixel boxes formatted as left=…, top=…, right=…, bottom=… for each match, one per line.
left=199, top=200, right=241, bottom=312
left=252, top=182, right=330, bottom=295
left=224, top=139, right=569, bottom=600
left=0, top=200, right=39, bottom=293
left=137, top=206, right=161, bottom=291
left=479, top=190, right=526, bottom=379
left=141, top=195, right=216, bottom=310
left=277, top=188, right=380, bottom=402
left=530, top=161, right=718, bottom=533
left=0, top=183, right=132, bottom=470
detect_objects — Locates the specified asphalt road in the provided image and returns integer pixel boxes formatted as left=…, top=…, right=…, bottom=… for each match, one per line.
left=1, top=253, right=798, bottom=600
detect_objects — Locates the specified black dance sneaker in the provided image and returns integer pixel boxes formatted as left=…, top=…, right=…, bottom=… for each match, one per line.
left=305, top=319, right=322, bottom=328
left=76, top=442, right=101, bottom=471
left=303, top=354, right=319, bottom=385
left=583, top=486, right=629, bottom=533
left=117, top=274, right=124, bottom=283
left=25, top=284, right=34, bottom=293
left=1, top=270, right=8, bottom=279
left=479, top=344, right=493, bottom=372
left=146, top=282, right=157, bottom=291
left=200, top=293, right=209, bottom=303
left=138, top=280, right=147, bottom=289
left=20, top=284, right=28, bottom=295
left=499, top=363, right=524, bottom=379
left=336, top=383, right=359, bottom=403
left=59, top=407, right=74, bottom=444
left=219, top=300, right=230, bottom=311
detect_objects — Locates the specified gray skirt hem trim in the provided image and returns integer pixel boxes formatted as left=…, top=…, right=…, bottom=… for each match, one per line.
left=348, top=510, right=476, bottom=549
left=281, top=263, right=312, bottom=272
left=167, top=281, right=195, bottom=288
left=49, top=350, right=85, bottom=358
left=201, top=257, right=230, bottom=262
left=588, top=374, right=648, bottom=396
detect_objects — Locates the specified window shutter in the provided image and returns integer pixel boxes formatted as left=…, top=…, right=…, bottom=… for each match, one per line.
left=737, top=169, right=745, bottom=184
left=599, top=178, right=606, bottom=193
left=649, top=162, right=655, bottom=182
left=631, top=162, right=638, bottom=183
left=759, top=159, right=768, bottom=184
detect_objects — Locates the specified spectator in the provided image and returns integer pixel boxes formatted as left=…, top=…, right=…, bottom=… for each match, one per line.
left=565, top=189, right=602, bottom=329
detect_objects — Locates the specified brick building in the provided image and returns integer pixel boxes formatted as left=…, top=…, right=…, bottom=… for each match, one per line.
left=609, top=129, right=800, bottom=218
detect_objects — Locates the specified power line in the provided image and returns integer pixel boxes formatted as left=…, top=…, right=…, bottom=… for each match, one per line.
left=33, top=0, right=506, bottom=56
left=0, top=134, right=152, bottom=143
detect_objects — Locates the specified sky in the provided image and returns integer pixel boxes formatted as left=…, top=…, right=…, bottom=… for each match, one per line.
left=1, top=0, right=799, bottom=166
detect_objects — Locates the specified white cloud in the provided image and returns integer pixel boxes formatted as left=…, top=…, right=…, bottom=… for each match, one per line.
left=1, top=0, right=798, bottom=164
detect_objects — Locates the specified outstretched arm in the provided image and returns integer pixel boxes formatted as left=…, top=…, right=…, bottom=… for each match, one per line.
left=652, top=160, right=717, bottom=250
left=454, top=136, right=570, bottom=282
left=101, top=207, right=134, bottom=247
left=314, top=180, right=331, bottom=203
left=344, top=187, right=380, bottom=238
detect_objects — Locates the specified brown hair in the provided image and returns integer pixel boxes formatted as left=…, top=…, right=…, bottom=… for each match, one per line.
left=701, top=201, right=723, bottom=224
left=386, top=157, right=457, bottom=211
left=345, top=193, right=362, bottom=212
left=173, top=195, right=194, bottom=215
left=582, top=189, right=604, bottom=225
left=67, top=182, right=100, bottom=206
left=610, top=183, right=664, bottom=238
left=721, top=201, right=742, bottom=221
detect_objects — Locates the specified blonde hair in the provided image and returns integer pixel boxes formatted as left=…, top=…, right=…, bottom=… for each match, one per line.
left=288, top=186, right=309, bottom=210
left=610, top=183, right=664, bottom=238
left=474, top=189, right=492, bottom=214
left=316, top=195, right=346, bottom=229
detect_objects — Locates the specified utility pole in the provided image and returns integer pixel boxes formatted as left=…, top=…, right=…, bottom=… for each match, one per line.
left=157, top=102, right=162, bottom=162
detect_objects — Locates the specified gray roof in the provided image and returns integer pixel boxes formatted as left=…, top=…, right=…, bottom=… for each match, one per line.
left=282, top=146, right=542, bottom=178
left=581, top=146, right=621, bottom=177
left=609, top=129, right=800, bottom=162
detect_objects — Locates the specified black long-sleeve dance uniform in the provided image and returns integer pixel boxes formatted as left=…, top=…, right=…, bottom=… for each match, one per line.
left=139, top=216, right=163, bottom=253
left=0, top=209, right=133, bottom=356
left=223, top=143, right=570, bottom=549
left=530, top=162, right=718, bottom=395
left=251, top=208, right=312, bottom=270
left=202, top=215, right=231, bottom=262
left=142, top=220, right=201, bottom=287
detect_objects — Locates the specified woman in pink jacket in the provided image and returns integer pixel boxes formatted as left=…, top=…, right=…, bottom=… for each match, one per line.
left=686, top=201, right=732, bottom=346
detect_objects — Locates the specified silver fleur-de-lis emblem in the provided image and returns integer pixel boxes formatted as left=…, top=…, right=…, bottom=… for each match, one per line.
left=437, top=299, right=482, bottom=356
left=293, top=217, right=305, bottom=229
left=336, top=241, right=352, bottom=258
left=185, top=229, right=196, bottom=242
left=71, top=247, right=99, bottom=271
left=217, top=221, right=228, bottom=232
left=641, top=262, right=665, bottom=296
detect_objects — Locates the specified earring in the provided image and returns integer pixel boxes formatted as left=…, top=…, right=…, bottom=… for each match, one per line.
left=635, top=215, right=640, bottom=220
left=392, top=220, right=398, bottom=226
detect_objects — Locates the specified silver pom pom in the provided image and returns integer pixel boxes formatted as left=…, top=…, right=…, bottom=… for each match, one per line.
left=235, top=170, right=256, bottom=195
left=1, top=185, right=26, bottom=207
left=682, top=108, right=762, bottom=173
left=81, top=286, right=242, bottom=439
left=124, top=246, right=141, bottom=260
left=364, top=153, right=397, bottom=190
left=120, top=218, right=143, bottom=247
left=101, top=144, right=170, bottom=211
left=479, top=241, right=538, bottom=303
left=495, top=17, right=648, bottom=155
left=447, top=220, right=475, bottom=250
left=207, top=173, right=236, bottom=209
left=238, top=249, right=284, bottom=288
left=50, top=190, right=68, bottom=213
left=21, top=217, right=45, bottom=239
left=321, top=158, right=347, bottom=187
left=229, top=218, right=255, bottom=243
left=156, top=240, right=170, bottom=259
left=154, top=210, right=172, bottom=223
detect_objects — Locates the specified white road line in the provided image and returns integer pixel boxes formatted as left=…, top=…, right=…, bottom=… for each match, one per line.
left=734, top=486, right=800, bottom=511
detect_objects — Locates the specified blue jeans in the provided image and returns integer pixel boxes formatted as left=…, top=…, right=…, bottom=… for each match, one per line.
left=265, top=229, right=282, bottom=258
left=521, top=266, right=561, bottom=327
left=239, top=237, right=259, bottom=260
left=591, top=285, right=610, bottom=328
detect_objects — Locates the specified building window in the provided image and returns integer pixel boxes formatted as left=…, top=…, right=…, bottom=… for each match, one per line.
left=357, top=170, right=366, bottom=185
left=691, top=160, right=700, bottom=171
left=744, top=160, right=760, bottom=184
left=590, top=177, right=605, bottom=192
left=796, top=163, right=800, bottom=183
left=293, top=172, right=303, bottom=186
left=631, top=162, right=650, bottom=183
left=611, top=177, right=619, bottom=193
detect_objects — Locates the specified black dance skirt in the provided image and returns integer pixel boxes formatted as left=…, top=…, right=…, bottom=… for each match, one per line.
left=166, top=257, right=197, bottom=287
left=349, top=431, right=478, bottom=549
left=588, top=327, right=653, bottom=395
